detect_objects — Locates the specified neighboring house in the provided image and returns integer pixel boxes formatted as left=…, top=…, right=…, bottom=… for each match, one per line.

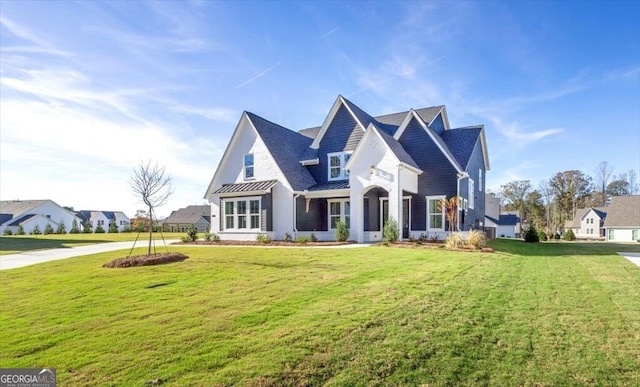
left=204, top=95, right=489, bottom=242
left=483, top=194, right=520, bottom=238
left=76, top=210, right=130, bottom=232
left=162, top=205, right=211, bottom=232
left=0, top=199, right=82, bottom=235
left=564, top=207, right=607, bottom=239
left=603, top=195, right=640, bottom=242
left=485, top=214, right=520, bottom=238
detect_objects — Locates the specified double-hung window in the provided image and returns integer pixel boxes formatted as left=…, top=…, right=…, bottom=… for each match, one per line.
left=328, top=199, right=350, bottom=229
left=328, top=152, right=350, bottom=181
left=426, top=196, right=445, bottom=231
left=468, top=179, right=475, bottom=209
left=244, top=154, right=254, bottom=179
left=223, top=198, right=261, bottom=231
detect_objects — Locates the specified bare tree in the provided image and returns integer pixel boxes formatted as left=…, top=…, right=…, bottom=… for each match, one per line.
left=594, top=161, right=614, bottom=206
left=130, top=160, right=173, bottom=255
left=628, top=169, right=639, bottom=195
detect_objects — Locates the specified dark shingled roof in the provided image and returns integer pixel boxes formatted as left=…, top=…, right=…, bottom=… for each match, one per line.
left=0, top=214, right=13, bottom=225
left=342, top=96, right=377, bottom=130
left=246, top=112, right=317, bottom=191
left=441, top=126, right=482, bottom=170
left=214, top=180, right=278, bottom=195
left=164, top=205, right=211, bottom=225
left=499, top=214, right=520, bottom=226
left=8, top=214, right=36, bottom=226
left=603, top=195, right=640, bottom=228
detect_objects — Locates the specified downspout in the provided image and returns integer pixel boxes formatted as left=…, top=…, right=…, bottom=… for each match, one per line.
left=456, top=172, right=469, bottom=231
left=293, top=192, right=301, bottom=237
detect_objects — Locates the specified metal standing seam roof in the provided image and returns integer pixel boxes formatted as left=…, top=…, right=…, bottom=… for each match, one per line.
left=306, top=181, right=350, bottom=192
left=213, top=180, right=278, bottom=195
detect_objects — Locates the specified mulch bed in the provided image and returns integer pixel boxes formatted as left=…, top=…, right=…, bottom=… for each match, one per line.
left=103, top=252, right=189, bottom=268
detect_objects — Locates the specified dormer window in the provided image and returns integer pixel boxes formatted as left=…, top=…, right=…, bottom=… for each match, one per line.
left=328, top=152, right=350, bottom=181
left=244, top=153, right=254, bottom=179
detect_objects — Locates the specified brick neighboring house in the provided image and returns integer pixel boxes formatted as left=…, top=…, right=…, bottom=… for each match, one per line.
left=603, top=195, right=640, bottom=242
left=162, top=205, right=211, bottom=233
left=205, top=95, right=489, bottom=242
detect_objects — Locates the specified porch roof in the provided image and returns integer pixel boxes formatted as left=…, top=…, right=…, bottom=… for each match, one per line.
left=213, top=180, right=278, bottom=196
left=307, top=181, right=350, bottom=191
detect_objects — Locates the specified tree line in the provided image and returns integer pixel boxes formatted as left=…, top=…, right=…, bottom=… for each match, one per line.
left=494, top=161, right=638, bottom=235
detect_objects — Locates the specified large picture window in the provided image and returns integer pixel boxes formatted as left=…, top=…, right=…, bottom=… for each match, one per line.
left=426, top=196, right=445, bottom=231
left=244, top=153, right=254, bottom=179
left=223, top=197, right=261, bottom=231
left=328, top=199, right=350, bottom=229
left=328, top=152, right=350, bottom=181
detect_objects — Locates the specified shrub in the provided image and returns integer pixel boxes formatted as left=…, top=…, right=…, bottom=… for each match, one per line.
left=284, top=232, right=293, bottom=242
left=31, top=225, right=41, bottom=235
left=70, top=220, right=81, bottom=234
left=309, top=233, right=318, bottom=242
left=523, top=224, right=540, bottom=243
left=44, top=224, right=55, bottom=235
left=256, top=233, right=272, bottom=244
left=122, top=224, right=132, bottom=233
left=538, top=231, right=548, bottom=241
left=334, top=219, right=350, bottom=242
left=562, top=228, right=576, bottom=241
left=185, top=225, right=198, bottom=242
left=296, top=235, right=310, bottom=244
left=445, top=232, right=464, bottom=249
left=94, top=223, right=105, bottom=233
left=82, top=221, right=92, bottom=233
left=109, top=221, right=118, bottom=233
left=204, top=232, right=219, bottom=242
left=3, top=228, right=13, bottom=236
left=16, top=225, right=25, bottom=235
left=466, top=229, right=486, bottom=249
left=56, top=221, right=67, bottom=234
left=382, top=217, right=399, bottom=243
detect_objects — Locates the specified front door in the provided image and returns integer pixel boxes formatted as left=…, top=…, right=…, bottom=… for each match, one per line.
left=381, top=198, right=410, bottom=239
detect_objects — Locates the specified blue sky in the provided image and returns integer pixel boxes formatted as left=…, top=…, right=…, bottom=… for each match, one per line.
left=1, top=0, right=638, bottom=217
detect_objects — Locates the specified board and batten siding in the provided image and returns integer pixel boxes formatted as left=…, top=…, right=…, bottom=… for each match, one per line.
left=307, top=105, right=363, bottom=184
left=398, top=117, right=458, bottom=231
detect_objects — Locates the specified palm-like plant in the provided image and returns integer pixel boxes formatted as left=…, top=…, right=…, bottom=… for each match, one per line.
left=439, top=196, right=459, bottom=232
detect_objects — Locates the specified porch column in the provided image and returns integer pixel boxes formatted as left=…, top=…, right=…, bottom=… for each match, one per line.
left=388, top=185, right=402, bottom=241
left=350, top=188, right=364, bottom=243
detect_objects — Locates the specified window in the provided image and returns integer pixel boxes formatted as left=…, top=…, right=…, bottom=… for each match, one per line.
left=468, top=179, right=475, bottom=209
left=328, top=152, right=350, bottom=181
left=223, top=198, right=261, bottom=231
left=633, top=229, right=638, bottom=241
left=427, top=196, right=445, bottom=231
left=244, top=153, right=254, bottom=179
left=328, top=199, right=350, bottom=229
left=608, top=229, right=615, bottom=240
left=479, top=169, right=483, bottom=191
left=97, top=220, right=104, bottom=226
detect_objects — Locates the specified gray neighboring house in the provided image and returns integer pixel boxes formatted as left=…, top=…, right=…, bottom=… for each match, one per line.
left=76, top=210, right=131, bottom=232
left=603, top=195, right=640, bottom=242
left=162, top=205, right=211, bottom=232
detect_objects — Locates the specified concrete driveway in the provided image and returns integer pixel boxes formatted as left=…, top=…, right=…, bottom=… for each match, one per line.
left=1, top=240, right=180, bottom=271
left=618, top=252, right=640, bottom=267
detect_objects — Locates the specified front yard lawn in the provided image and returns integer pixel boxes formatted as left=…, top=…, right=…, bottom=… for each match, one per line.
left=0, top=240, right=638, bottom=385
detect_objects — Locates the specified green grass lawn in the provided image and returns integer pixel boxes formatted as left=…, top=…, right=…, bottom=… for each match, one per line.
left=0, top=232, right=185, bottom=255
left=1, top=240, right=639, bottom=385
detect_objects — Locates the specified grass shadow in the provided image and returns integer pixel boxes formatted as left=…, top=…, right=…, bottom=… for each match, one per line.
left=488, top=238, right=640, bottom=257
left=0, top=237, right=112, bottom=254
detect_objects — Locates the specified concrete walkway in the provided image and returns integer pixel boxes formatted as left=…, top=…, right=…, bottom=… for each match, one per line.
left=0, top=240, right=372, bottom=270
left=0, top=240, right=179, bottom=271
left=618, top=252, right=640, bottom=267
